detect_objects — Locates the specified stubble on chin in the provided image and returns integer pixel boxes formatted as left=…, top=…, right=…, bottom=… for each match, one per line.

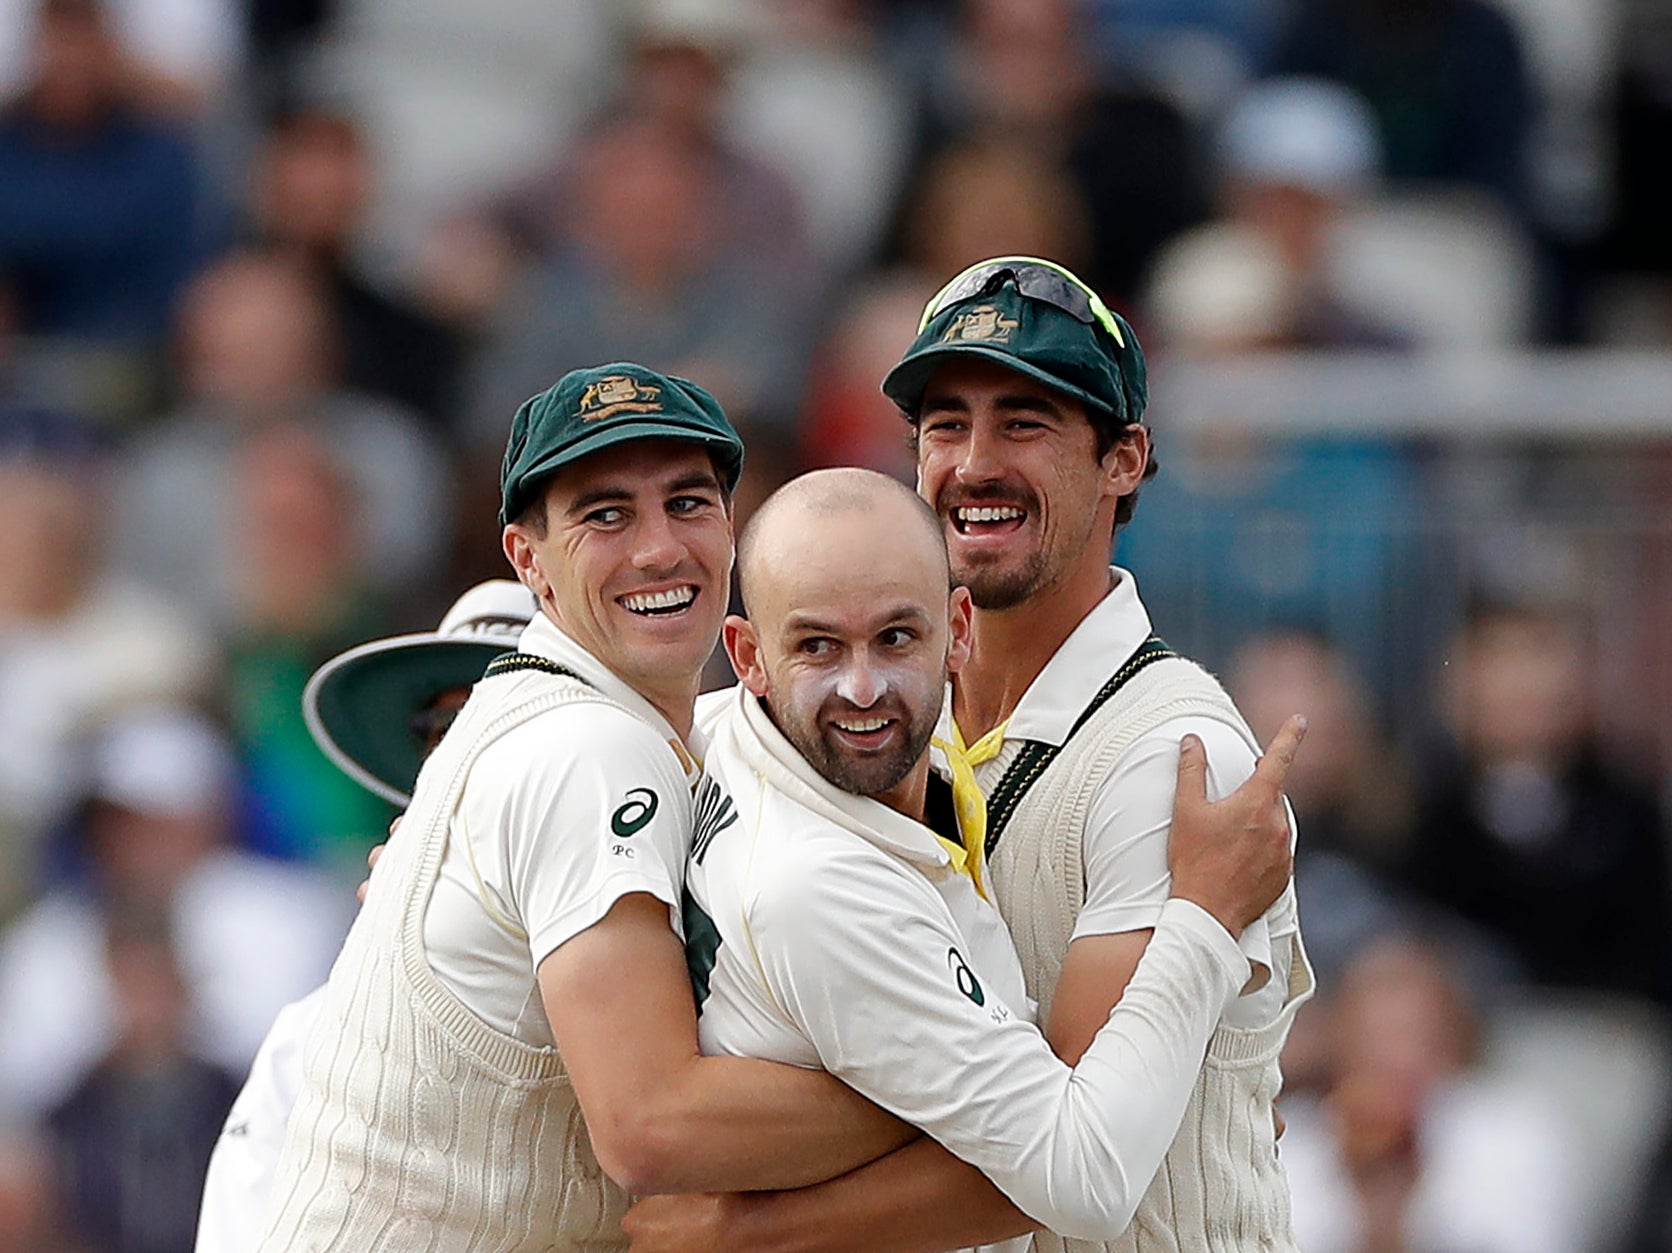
left=955, top=554, right=1050, bottom=612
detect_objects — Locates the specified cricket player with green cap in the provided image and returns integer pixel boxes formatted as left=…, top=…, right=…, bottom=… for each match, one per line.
left=253, top=362, right=913, bottom=1252
left=896, top=258, right=1313, bottom=1253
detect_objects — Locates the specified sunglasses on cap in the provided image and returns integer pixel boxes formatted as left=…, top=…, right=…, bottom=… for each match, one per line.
left=917, top=256, right=1127, bottom=347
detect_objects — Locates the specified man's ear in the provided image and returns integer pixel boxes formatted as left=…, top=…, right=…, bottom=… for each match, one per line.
left=1102, top=426, right=1149, bottom=499
left=503, top=525, right=551, bottom=602
left=946, top=585, right=973, bottom=675
left=723, top=615, right=769, bottom=695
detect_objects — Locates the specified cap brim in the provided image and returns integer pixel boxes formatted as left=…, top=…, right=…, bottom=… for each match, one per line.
left=303, top=634, right=513, bottom=805
left=882, top=343, right=1115, bottom=417
left=507, top=419, right=743, bottom=522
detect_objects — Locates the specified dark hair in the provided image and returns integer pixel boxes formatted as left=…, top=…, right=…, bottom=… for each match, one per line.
left=512, top=488, right=550, bottom=538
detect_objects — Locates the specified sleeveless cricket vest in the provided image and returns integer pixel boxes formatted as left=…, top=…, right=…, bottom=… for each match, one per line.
left=256, top=667, right=631, bottom=1252
left=979, top=655, right=1314, bottom=1253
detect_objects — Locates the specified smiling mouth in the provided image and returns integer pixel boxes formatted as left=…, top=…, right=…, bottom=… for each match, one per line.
left=833, top=715, right=892, bottom=734
left=951, top=504, right=1026, bottom=533
left=619, top=586, right=698, bottom=616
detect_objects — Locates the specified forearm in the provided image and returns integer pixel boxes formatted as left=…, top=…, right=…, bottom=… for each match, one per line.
left=726, top=1138, right=1038, bottom=1253
left=637, top=1054, right=914, bottom=1194
left=930, top=899, right=1243, bottom=1238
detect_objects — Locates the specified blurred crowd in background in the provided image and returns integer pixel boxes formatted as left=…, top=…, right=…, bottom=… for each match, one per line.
left=3, top=0, right=1672, bottom=1248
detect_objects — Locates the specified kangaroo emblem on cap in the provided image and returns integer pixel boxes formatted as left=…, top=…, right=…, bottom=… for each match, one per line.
left=942, top=304, right=1018, bottom=344
left=578, top=374, right=665, bottom=421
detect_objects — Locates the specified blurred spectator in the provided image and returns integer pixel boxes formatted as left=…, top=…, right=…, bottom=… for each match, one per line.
left=221, top=422, right=401, bottom=872
left=247, top=103, right=466, bottom=430
left=1281, top=935, right=1582, bottom=1253
left=45, top=903, right=238, bottom=1253
left=463, top=111, right=811, bottom=465
left=0, top=705, right=351, bottom=1123
left=1148, top=75, right=1407, bottom=351
left=912, top=0, right=1209, bottom=306
left=1080, top=0, right=1287, bottom=109
left=0, top=0, right=241, bottom=113
left=1398, top=600, right=1672, bottom=1006
left=0, top=405, right=214, bottom=922
left=1124, top=75, right=1439, bottom=707
left=116, top=248, right=451, bottom=622
left=1270, top=0, right=1534, bottom=221
left=0, top=1125, right=71, bottom=1251
left=1226, top=629, right=1413, bottom=981
left=1119, top=190, right=1429, bottom=712
left=305, top=0, right=616, bottom=258
left=723, top=0, right=914, bottom=281
left=494, top=2, right=810, bottom=286
left=801, top=135, right=1092, bottom=480
left=0, top=0, right=209, bottom=346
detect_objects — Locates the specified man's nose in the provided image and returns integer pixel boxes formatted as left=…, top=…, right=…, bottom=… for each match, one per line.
left=954, top=422, right=1005, bottom=484
left=836, top=656, right=883, bottom=708
left=632, top=511, right=683, bottom=572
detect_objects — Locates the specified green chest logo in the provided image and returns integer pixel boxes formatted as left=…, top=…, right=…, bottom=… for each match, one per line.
left=611, top=788, right=660, bottom=838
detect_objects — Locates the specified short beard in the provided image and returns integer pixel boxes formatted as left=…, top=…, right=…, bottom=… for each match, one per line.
left=956, top=550, right=1052, bottom=611
left=766, top=685, right=943, bottom=800
left=801, top=706, right=936, bottom=798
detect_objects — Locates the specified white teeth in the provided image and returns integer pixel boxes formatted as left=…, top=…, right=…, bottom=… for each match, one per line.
left=621, top=587, right=696, bottom=614
left=836, top=717, right=889, bottom=733
left=957, top=505, right=1024, bottom=523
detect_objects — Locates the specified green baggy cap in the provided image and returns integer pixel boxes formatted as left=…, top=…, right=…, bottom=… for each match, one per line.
left=500, top=362, right=745, bottom=525
left=882, top=281, right=1147, bottom=425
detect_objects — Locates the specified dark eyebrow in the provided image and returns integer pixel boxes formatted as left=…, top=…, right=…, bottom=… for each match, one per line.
left=920, top=392, right=970, bottom=415
left=668, top=471, right=723, bottom=495
left=995, top=394, right=1059, bottom=415
left=566, top=470, right=723, bottom=516
left=920, top=391, right=1061, bottom=417
left=567, top=486, right=634, bottom=515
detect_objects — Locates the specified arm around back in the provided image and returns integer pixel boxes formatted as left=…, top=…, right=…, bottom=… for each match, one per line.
left=746, top=837, right=1249, bottom=1239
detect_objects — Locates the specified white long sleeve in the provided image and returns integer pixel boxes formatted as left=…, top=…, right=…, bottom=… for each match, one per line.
left=748, top=837, right=1246, bottom=1241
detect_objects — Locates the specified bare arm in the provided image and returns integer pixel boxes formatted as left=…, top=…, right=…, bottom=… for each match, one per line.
left=538, top=892, right=914, bottom=1196
left=623, top=1138, right=1037, bottom=1253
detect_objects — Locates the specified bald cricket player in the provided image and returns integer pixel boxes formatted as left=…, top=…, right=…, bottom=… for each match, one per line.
left=627, top=469, right=1303, bottom=1252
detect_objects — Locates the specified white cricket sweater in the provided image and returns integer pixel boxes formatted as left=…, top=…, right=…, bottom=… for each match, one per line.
left=255, top=671, right=631, bottom=1252
left=981, top=655, right=1314, bottom=1253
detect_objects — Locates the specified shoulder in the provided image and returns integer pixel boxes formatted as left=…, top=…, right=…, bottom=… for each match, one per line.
left=481, top=690, right=683, bottom=780
left=747, top=806, right=934, bottom=934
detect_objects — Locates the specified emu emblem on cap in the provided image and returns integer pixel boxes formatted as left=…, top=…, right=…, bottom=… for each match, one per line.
left=941, top=304, right=1018, bottom=344
left=578, top=374, right=664, bottom=421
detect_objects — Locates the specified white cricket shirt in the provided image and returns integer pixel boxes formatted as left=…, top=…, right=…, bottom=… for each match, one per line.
left=956, top=566, right=1299, bottom=1023
left=687, top=685, right=1251, bottom=1245
left=421, top=611, right=695, bottom=1045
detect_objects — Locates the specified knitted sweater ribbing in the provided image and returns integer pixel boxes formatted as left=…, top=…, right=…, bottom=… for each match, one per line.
left=981, top=657, right=1313, bottom=1253
left=256, top=674, right=630, bottom=1252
